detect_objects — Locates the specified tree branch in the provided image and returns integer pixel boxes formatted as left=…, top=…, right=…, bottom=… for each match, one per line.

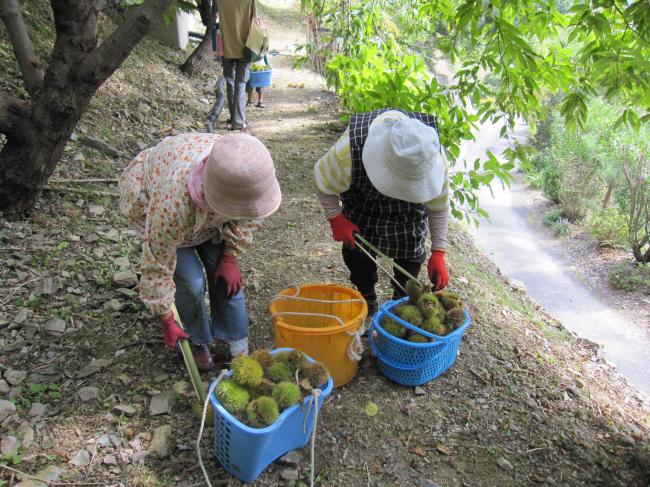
left=80, top=0, right=174, bottom=86
left=612, top=2, right=650, bottom=45
left=0, top=94, right=30, bottom=141
left=0, top=0, right=45, bottom=96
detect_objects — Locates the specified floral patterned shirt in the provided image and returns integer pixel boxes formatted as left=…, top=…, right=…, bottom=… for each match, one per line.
left=119, top=133, right=261, bottom=317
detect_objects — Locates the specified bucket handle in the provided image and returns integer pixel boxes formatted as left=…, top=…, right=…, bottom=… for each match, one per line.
left=270, top=295, right=365, bottom=304
left=271, top=312, right=365, bottom=361
left=270, top=284, right=365, bottom=305
left=269, top=311, right=345, bottom=327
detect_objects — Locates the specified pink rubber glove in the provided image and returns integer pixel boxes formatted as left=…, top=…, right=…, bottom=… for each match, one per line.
left=427, top=250, right=449, bottom=291
left=328, top=213, right=360, bottom=248
left=159, top=312, right=190, bottom=349
left=214, top=253, right=243, bottom=297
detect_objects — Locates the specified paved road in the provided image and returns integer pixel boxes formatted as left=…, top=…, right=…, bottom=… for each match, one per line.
left=462, top=121, right=650, bottom=396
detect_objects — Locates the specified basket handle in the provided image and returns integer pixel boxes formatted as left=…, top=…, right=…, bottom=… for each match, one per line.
left=379, top=299, right=472, bottom=342
left=368, top=327, right=443, bottom=370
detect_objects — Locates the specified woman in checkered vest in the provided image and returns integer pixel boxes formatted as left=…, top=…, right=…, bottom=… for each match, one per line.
left=314, top=110, right=450, bottom=318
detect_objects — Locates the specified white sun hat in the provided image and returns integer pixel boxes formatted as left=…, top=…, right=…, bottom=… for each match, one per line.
left=362, top=110, right=445, bottom=203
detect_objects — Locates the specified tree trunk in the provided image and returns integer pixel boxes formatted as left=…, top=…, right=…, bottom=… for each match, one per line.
left=601, top=182, right=614, bottom=208
left=0, top=124, right=74, bottom=216
left=181, top=32, right=214, bottom=77
left=0, top=0, right=174, bottom=218
left=0, top=0, right=44, bottom=96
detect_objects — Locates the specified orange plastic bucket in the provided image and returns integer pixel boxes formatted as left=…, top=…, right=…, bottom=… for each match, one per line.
left=269, top=284, right=367, bottom=387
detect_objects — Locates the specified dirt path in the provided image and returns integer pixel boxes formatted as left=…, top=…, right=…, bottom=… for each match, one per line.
left=1, top=1, right=650, bottom=486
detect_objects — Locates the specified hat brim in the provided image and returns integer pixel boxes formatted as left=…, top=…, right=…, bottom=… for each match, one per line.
left=362, top=111, right=445, bottom=204
left=205, top=178, right=282, bottom=220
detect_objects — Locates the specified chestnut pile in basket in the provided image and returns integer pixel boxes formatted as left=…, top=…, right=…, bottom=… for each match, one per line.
left=216, top=350, right=329, bottom=428
left=379, top=280, right=466, bottom=341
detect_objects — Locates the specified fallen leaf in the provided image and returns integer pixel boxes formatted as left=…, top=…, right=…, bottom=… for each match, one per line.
left=436, top=444, right=452, bottom=455
left=364, top=401, right=378, bottom=417
left=408, top=446, right=426, bottom=457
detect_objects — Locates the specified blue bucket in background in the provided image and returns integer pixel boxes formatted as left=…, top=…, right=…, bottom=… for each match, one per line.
left=210, top=348, right=333, bottom=484
left=369, top=297, right=471, bottom=386
left=249, top=68, right=272, bottom=88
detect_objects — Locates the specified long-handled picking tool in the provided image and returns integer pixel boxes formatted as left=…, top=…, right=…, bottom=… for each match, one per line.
left=353, top=234, right=424, bottom=294
left=171, top=304, right=207, bottom=405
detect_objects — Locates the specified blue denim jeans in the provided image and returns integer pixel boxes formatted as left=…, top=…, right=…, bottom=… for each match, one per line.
left=173, top=240, right=249, bottom=345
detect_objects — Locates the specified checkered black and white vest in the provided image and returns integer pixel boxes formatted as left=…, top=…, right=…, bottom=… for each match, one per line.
left=340, top=109, right=439, bottom=260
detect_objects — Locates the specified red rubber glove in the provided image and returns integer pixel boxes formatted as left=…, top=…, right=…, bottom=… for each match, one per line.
left=159, top=312, right=190, bottom=349
left=328, top=213, right=359, bottom=248
left=427, top=250, right=449, bottom=291
left=214, top=253, right=243, bottom=297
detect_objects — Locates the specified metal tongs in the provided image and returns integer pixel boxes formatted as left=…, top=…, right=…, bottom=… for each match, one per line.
left=353, top=234, right=424, bottom=296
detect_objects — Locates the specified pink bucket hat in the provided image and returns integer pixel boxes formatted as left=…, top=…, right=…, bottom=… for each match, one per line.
left=204, top=133, right=282, bottom=220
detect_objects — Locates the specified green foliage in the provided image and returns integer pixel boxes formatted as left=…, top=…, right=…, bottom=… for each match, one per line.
left=300, top=0, right=650, bottom=224
left=300, top=0, right=517, bottom=225
left=0, top=451, right=22, bottom=466
left=609, top=262, right=650, bottom=294
left=543, top=208, right=565, bottom=226
left=11, top=382, right=61, bottom=409
left=586, top=207, right=629, bottom=248
left=529, top=151, right=562, bottom=202
left=530, top=97, right=649, bottom=260
left=551, top=219, right=571, bottom=237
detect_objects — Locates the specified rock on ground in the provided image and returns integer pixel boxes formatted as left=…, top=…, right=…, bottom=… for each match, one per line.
left=150, top=425, right=173, bottom=458
left=76, top=358, right=112, bottom=379
left=4, top=369, right=27, bottom=386
left=15, top=465, right=64, bottom=487
left=1, top=435, right=19, bottom=455
left=149, top=391, right=176, bottom=416
left=43, top=317, right=66, bottom=335
left=28, top=403, right=47, bottom=418
left=77, top=386, right=100, bottom=402
left=69, top=449, right=91, bottom=467
left=113, top=270, right=138, bottom=288
left=0, top=399, right=16, bottom=422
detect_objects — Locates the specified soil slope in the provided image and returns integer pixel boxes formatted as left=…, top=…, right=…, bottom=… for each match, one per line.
left=1, top=1, right=649, bottom=486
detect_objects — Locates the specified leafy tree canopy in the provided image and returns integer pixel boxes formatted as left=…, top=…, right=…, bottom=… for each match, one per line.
left=299, top=0, right=650, bottom=223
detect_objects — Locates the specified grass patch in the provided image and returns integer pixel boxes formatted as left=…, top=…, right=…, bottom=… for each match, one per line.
left=609, top=262, right=650, bottom=294
left=543, top=207, right=565, bottom=225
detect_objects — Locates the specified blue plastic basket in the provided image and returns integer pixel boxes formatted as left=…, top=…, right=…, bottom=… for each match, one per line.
left=369, top=297, right=471, bottom=386
left=210, top=348, right=333, bottom=484
left=249, top=68, right=272, bottom=88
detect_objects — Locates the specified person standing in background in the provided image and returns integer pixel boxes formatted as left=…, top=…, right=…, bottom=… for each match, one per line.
left=216, top=0, right=254, bottom=131
left=246, top=53, right=270, bottom=108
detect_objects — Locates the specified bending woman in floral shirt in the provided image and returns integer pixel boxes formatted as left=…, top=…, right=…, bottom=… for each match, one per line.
left=119, top=132, right=281, bottom=370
